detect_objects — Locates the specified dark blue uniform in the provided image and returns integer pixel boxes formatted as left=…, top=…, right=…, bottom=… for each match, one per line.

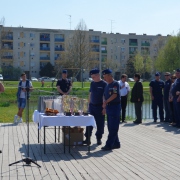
left=149, top=80, right=164, bottom=121
left=56, top=78, right=72, bottom=95
left=84, top=80, right=107, bottom=140
left=104, top=80, right=121, bottom=148
left=171, top=78, right=180, bottom=127
left=164, top=79, right=171, bottom=121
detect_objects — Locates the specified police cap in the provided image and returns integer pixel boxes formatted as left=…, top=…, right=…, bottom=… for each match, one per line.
left=62, top=70, right=67, bottom=74
left=102, top=69, right=112, bottom=75
left=89, top=69, right=99, bottom=75
left=155, top=72, right=160, bottom=76
left=176, top=68, right=180, bottom=72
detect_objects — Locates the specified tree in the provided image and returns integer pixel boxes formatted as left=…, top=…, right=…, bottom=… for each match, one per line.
left=155, top=34, right=180, bottom=72
left=56, top=19, right=92, bottom=82
left=39, top=62, right=55, bottom=77
left=133, top=52, right=144, bottom=73
left=126, top=57, right=135, bottom=77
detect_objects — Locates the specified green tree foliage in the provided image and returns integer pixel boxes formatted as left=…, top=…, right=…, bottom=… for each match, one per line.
left=155, top=35, right=180, bottom=72
left=39, top=62, right=55, bottom=77
left=133, top=52, right=152, bottom=79
left=1, top=66, right=22, bottom=80
left=133, top=52, right=144, bottom=73
left=126, top=57, right=135, bottom=77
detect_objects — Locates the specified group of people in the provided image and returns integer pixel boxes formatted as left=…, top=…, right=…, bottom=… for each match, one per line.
left=149, top=69, right=180, bottom=127
left=56, top=69, right=144, bottom=151
left=6, top=67, right=180, bottom=153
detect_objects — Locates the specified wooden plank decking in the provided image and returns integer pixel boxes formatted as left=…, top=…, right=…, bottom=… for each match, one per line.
left=0, top=121, right=180, bottom=180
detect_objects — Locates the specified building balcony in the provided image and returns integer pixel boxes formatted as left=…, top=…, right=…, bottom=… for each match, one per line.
left=101, top=41, right=107, bottom=45
left=55, top=38, right=64, bottom=42
left=40, top=37, right=50, bottom=41
left=55, top=47, right=64, bottom=51
left=91, top=48, right=99, bottom=52
left=2, top=46, right=13, bottom=50
left=40, top=57, right=50, bottom=60
left=101, top=50, right=107, bottom=53
left=55, top=57, right=61, bottom=60
left=2, top=36, right=13, bottom=40
left=129, top=51, right=136, bottom=54
left=129, top=43, right=138, bottom=46
left=2, top=56, right=13, bottom=59
left=40, top=47, right=50, bottom=51
left=141, top=42, right=150, bottom=46
left=101, top=58, right=107, bottom=62
left=90, top=40, right=100, bottom=43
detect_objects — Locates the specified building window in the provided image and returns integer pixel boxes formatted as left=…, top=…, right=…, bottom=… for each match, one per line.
left=121, top=39, right=125, bottom=44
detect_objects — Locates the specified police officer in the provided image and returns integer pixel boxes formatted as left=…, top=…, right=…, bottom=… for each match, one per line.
left=83, top=69, right=107, bottom=145
left=163, top=72, right=172, bottom=122
left=149, top=72, right=165, bottom=122
left=56, top=70, right=72, bottom=95
left=101, top=69, right=121, bottom=151
left=171, top=68, right=180, bottom=128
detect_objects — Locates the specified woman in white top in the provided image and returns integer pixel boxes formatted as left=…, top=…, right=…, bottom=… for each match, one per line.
left=118, top=74, right=130, bottom=123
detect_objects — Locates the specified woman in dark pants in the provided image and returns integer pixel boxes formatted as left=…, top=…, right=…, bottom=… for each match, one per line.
left=169, top=74, right=176, bottom=125
left=130, top=73, right=144, bottom=124
left=0, top=81, right=5, bottom=153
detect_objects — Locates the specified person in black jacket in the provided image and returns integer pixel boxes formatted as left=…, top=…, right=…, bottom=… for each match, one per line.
left=130, top=73, right=144, bottom=124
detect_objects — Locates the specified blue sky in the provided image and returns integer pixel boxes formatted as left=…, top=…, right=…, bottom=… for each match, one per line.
left=0, top=0, right=180, bottom=35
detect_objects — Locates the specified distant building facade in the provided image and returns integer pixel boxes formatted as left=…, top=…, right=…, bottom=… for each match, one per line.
left=0, top=25, right=168, bottom=79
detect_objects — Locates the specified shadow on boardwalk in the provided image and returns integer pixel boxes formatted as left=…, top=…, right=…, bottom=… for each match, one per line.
left=1, top=122, right=180, bottom=179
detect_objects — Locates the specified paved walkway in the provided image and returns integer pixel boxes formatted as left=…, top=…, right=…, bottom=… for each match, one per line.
left=0, top=121, right=180, bottom=180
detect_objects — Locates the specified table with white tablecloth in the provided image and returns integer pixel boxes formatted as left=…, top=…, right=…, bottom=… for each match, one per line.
left=33, top=110, right=96, bottom=153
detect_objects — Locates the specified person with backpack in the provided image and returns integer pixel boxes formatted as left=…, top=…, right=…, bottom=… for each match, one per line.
left=14, top=73, right=33, bottom=123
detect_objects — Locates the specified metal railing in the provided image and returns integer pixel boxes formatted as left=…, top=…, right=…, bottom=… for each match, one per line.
left=0, top=89, right=152, bottom=120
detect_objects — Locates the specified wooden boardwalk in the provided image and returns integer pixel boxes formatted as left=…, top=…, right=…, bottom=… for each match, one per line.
left=1, top=121, right=180, bottom=180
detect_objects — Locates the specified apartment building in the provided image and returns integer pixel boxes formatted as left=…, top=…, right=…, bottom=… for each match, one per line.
left=0, top=25, right=168, bottom=79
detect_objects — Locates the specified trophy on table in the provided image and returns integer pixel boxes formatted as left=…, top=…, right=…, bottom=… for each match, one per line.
left=62, top=95, right=72, bottom=116
left=44, top=99, right=53, bottom=109
left=82, top=99, right=89, bottom=116
left=71, top=97, right=80, bottom=116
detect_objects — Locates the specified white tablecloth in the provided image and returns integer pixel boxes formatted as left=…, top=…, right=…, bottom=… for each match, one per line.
left=33, top=110, right=96, bottom=129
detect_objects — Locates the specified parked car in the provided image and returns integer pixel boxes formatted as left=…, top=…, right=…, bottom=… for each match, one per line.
left=31, top=77, right=38, bottom=81
left=38, top=76, right=51, bottom=82
left=0, top=74, right=3, bottom=81
left=128, top=78, right=134, bottom=82
left=38, top=76, right=58, bottom=82
left=84, top=78, right=93, bottom=82
left=50, top=77, right=58, bottom=82
left=70, top=77, right=77, bottom=82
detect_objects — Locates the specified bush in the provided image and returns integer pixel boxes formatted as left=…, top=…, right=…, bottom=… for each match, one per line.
left=0, top=102, right=10, bottom=107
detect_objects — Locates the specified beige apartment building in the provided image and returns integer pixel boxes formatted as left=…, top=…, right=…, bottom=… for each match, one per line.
left=0, top=25, right=168, bottom=79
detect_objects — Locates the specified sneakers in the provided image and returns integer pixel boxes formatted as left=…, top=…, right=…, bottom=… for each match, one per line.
left=14, top=115, right=23, bottom=124
left=14, top=115, right=18, bottom=123
left=18, top=118, right=23, bottom=123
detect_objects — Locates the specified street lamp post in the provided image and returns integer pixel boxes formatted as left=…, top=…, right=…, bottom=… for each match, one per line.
left=27, top=43, right=31, bottom=80
left=81, top=68, right=85, bottom=88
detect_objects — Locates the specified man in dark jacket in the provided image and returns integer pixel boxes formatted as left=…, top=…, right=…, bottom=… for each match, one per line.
left=130, top=73, right=144, bottom=124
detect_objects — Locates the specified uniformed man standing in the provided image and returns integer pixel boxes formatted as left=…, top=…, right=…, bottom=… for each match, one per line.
left=101, top=69, right=121, bottom=151
left=171, top=69, right=180, bottom=128
left=83, top=69, right=107, bottom=145
left=56, top=70, right=72, bottom=95
left=149, top=72, right=165, bottom=122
